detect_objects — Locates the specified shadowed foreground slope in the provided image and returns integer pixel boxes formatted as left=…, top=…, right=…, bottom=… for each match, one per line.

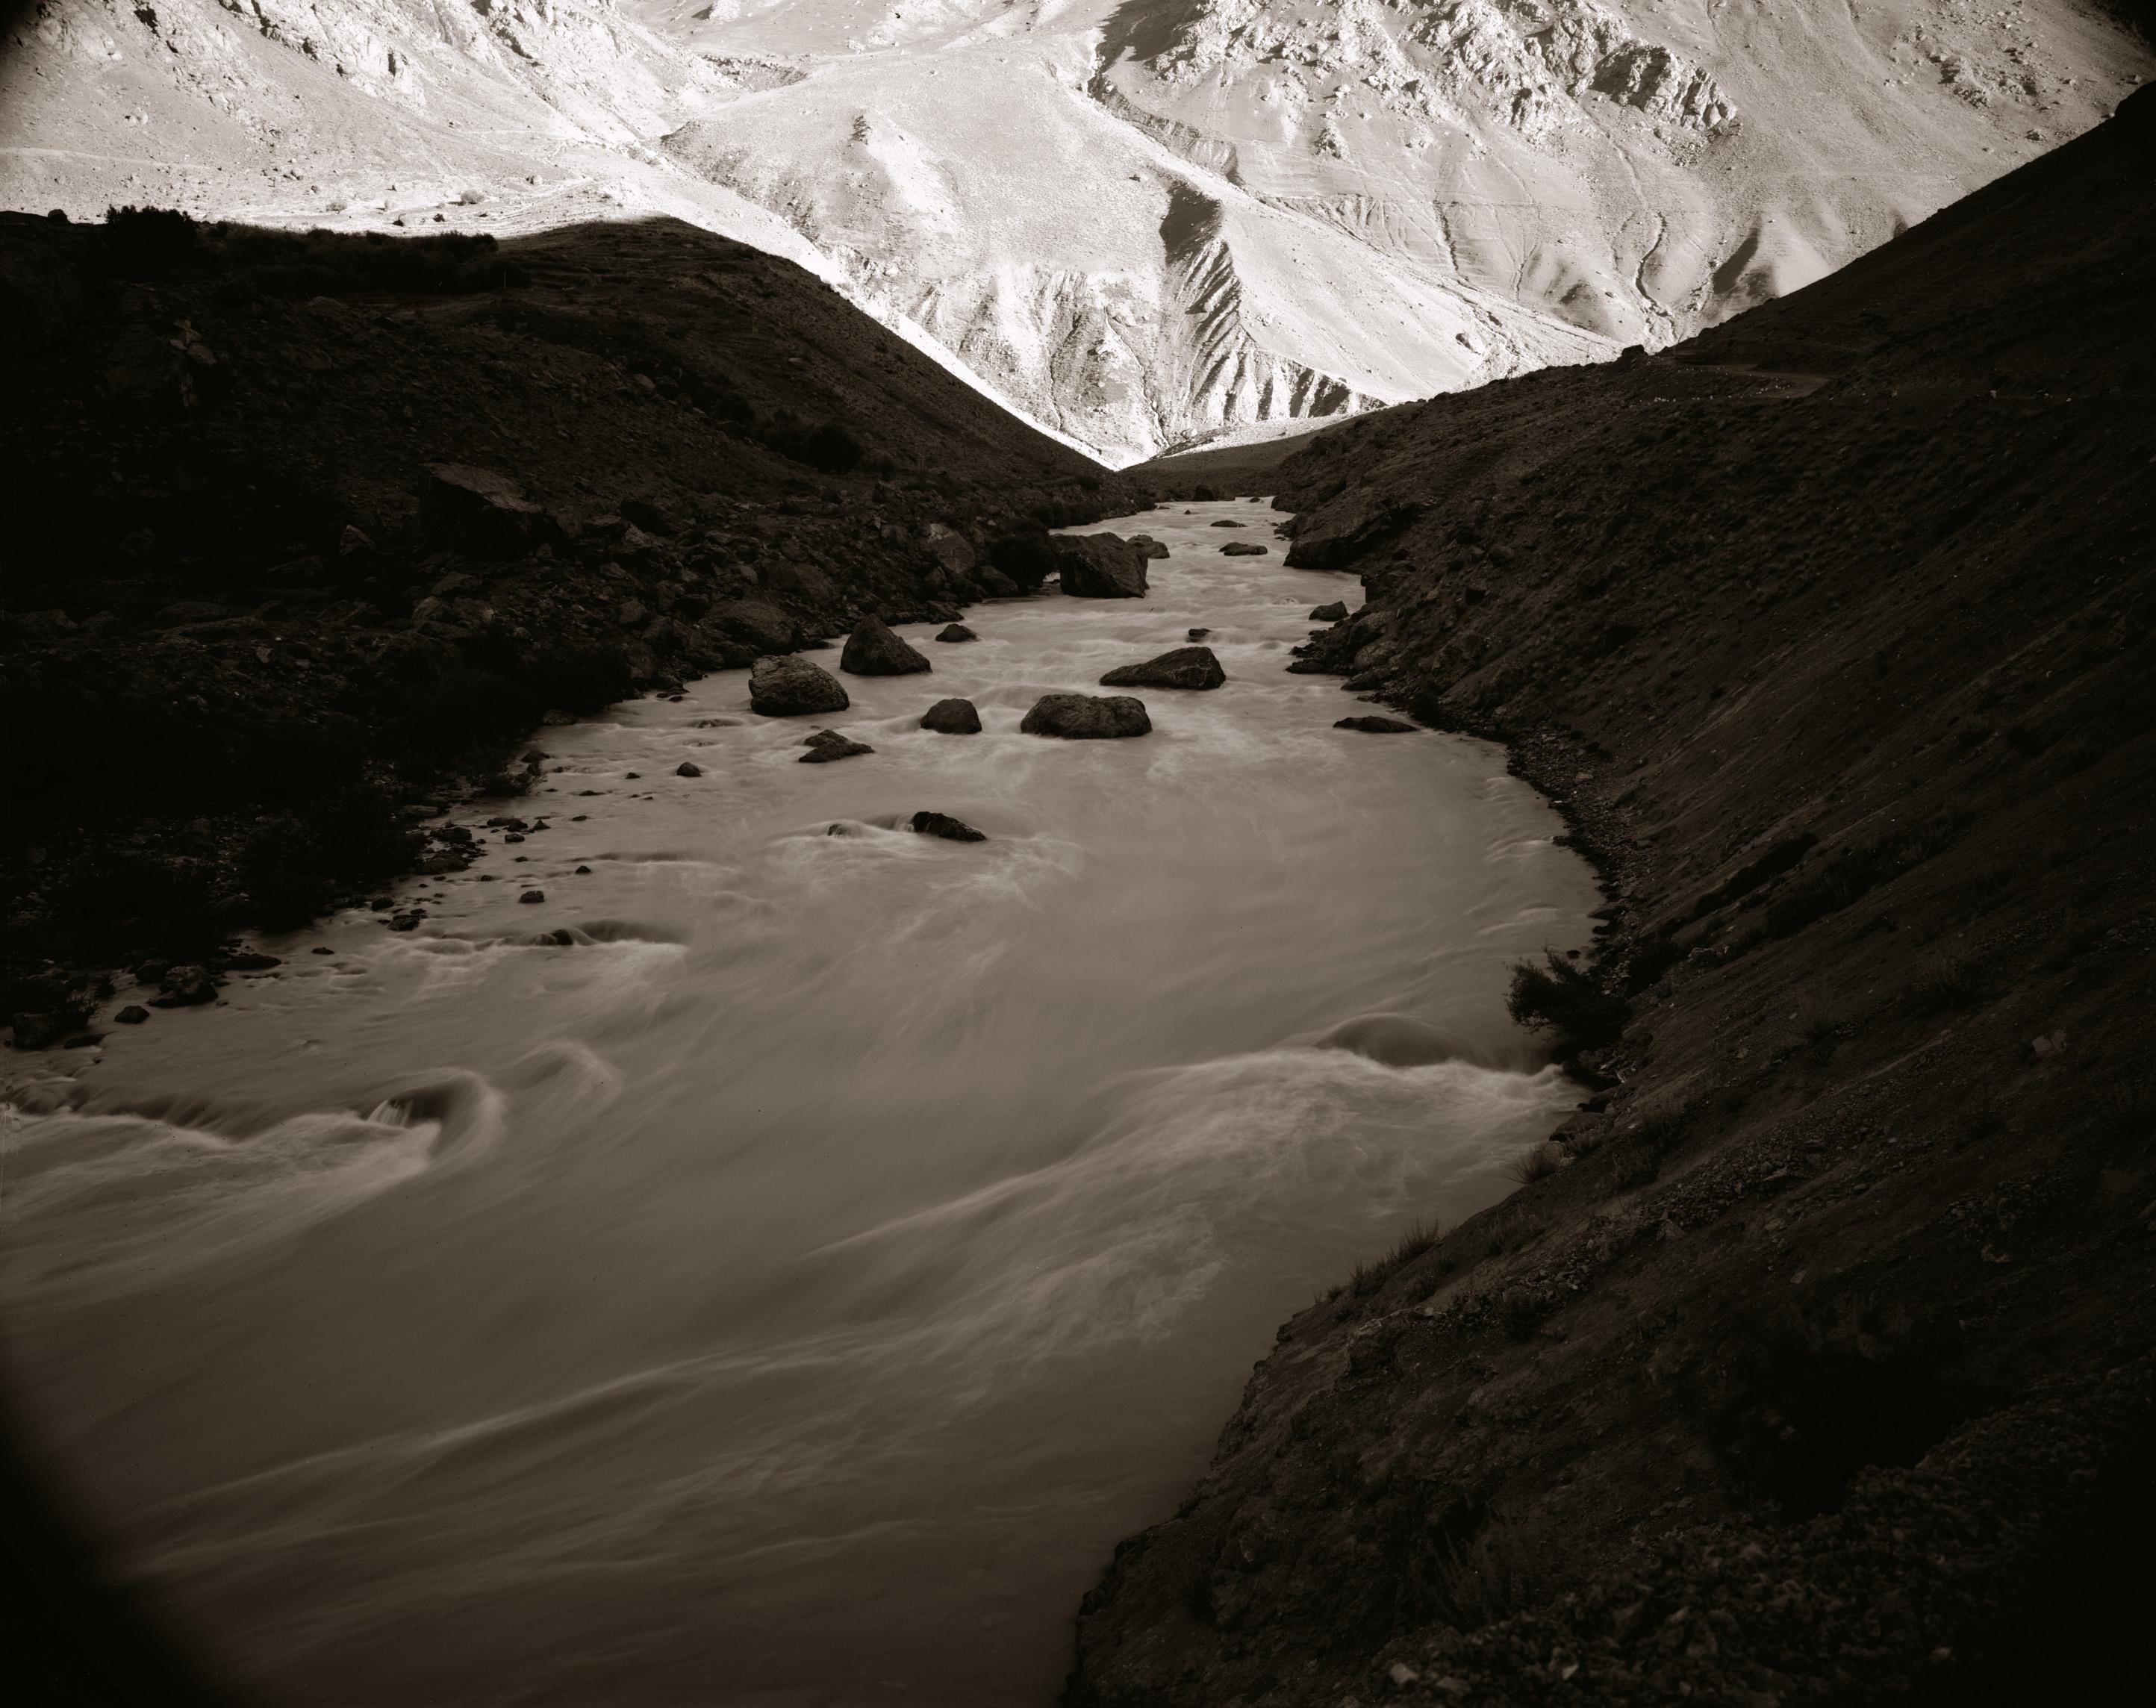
left=0, top=211, right=1138, bottom=1029
left=1070, top=88, right=2156, bottom=1708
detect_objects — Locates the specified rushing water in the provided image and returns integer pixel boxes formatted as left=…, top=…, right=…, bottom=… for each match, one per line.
left=2, top=499, right=1595, bottom=1706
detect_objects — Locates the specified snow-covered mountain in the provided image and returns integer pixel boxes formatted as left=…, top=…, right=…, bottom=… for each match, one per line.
left=5, top=1, right=2146, bottom=461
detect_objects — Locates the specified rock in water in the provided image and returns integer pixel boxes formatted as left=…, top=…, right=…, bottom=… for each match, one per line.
left=1209, top=519, right=1246, bottom=528
left=676, top=761, right=702, bottom=777
left=1188, top=627, right=1210, bottom=640
left=1220, top=541, right=1268, bottom=557
left=519, top=889, right=545, bottom=904
left=921, top=697, right=983, bottom=733
left=750, top=654, right=850, bottom=717
left=841, top=615, right=931, bottom=675
left=800, top=729, right=874, bottom=763
left=1336, top=715, right=1418, bottom=734
left=1127, top=535, right=1171, bottom=559
left=935, top=623, right=978, bottom=643
left=113, top=1005, right=149, bottom=1025
left=1053, top=534, right=1149, bottom=599
left=911, top=811, right=987, bottom=842
left=1309, top=601, right=1350, bottom=621
left=1020, top=694, right=1152, bottom=738
left=1100, top=646, right=1226, bottom=691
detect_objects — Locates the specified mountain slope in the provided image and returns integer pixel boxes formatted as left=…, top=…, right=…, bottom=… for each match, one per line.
left=0, top=205, right=1139, bottom=1022
left=1068, top=84, right=2156, bottom=1708
left=5, top=1, right=2146, bottom=462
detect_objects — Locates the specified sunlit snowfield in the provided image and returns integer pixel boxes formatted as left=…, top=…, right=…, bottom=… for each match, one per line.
left=4, top=499, right=1597, bottom=1705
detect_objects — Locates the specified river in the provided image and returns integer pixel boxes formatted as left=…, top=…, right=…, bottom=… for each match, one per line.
left=1, top=498, right=1596, bottom=1705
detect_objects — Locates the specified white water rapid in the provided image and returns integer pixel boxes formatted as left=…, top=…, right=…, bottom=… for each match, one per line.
left=1, top=499, right=1598, bottom=1706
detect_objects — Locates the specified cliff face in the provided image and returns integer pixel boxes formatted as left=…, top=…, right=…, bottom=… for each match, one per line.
left=1068, top=87, right=2156, bottom=1707
left=8, top=2, right=2149, bottom=461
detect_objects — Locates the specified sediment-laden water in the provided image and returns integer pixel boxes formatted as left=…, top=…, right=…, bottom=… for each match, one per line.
left=2, top=499, right=1596, bottom=1706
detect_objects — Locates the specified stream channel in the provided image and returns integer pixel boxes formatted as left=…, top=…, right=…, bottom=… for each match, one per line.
left=3, top=497, right=1597, bottom=1705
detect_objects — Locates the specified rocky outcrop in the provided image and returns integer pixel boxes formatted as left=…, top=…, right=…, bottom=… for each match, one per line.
left=1055, top=535, right=1151, bottom=599
left=1309, top=600, right=1349, bottom=621
left=840, top=614, right=932, bottom=675
left=935, top=623, right=978, bottom=643
left=1019, top=694, right=1152, bottom=738
left=750, top=655, right=850, bottom=717
left=1333, top=714, right=1414, bottom=732
left=1218, top=541, right=1267, bottom=556
left=920, top=698, right=982, bottom=734
left=1100, top=647, right=1226, bottom=691
left=712, top=599, right=800, bottom=654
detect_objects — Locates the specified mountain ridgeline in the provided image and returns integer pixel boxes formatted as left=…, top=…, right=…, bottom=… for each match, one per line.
left=1071, top=85, right=2156, bottom=1708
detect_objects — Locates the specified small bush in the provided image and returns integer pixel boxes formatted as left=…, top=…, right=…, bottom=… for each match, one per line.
left=1498, top=1288, right=1553, bottom=1341
left=1349, top=1218, right=1442, bottom=1297
left=1506, top=1145, right=1560, bottom=1188
left=1911, top=954, right=1986, bottom=1014
left=2096, top=1071, right=2156, bottom=1140
left=101, top=204, right=200, bottom=277
left=1506, top=951, right=1630, bottom=1053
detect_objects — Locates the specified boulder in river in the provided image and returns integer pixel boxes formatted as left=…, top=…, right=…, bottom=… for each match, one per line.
left=1336, top=714, right=1418, bottom=734
left=1210, top=519, right=1246, bottom=528
left=1020, top=694, right=1152, bottom=738
left=750, top=654, right=850, bottom=717
left=1309, top=601, right=1350, bottom=622
left=1053, top=534, right=1149, bottom=599
left=911, top=811, right=987, bottom=842
left=841, top=615, right=932, bottom=676
left=800, top=729, right=874, bottom=763
left=1100, top=646, right=1225, bottom=691
left=935, top=623, right=978, bottom=643
left=519, top=889, right=545, bottom=904
left=1220, top=541, right=1268, bottom=557
left=1188, top=627, right=1210, bottom=640
left=676, top=761, right=702, bottom=777
left=1127, top=535, right=1171, bottom=560
left=113, top=1005, right=149, bottom=1025
left=921, top=697, right=982, bottom=734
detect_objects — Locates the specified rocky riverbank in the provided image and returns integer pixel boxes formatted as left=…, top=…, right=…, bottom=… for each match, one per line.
left=1071, top=90, right=2156, bottom=1708
left=0, top=208, right=1145, bottom=1044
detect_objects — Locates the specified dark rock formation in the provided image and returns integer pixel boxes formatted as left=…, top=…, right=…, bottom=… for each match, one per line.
left=935, top=623, right=978, bottom=643
left=1309, top=600, right=1349, bottom=621
left=1054, top=534, right=1150, bottom=598
left=1219, top=540, right=1268, bottom=556
left=1127, top=535, right=1171, bottom=559
left=675, top=761, right=702, bottom=776
left=750, top=655, right=850, bottom=717
left=1019, top=694, right=1151, bottom=738
left=840, top=614, right=931, bottom=676
left=1334, top=714, right=1415, bottom=733
left=711, top=599, right=798, bottom=654
left=799, top=729, right=873, bottom=763
left=1100, top=646, right=1226, bottom=691
left=909, top=811, right=986, bottom=842
left=920, top=697, right=982, bottom=733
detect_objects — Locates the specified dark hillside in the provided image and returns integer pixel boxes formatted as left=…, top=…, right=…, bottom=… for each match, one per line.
left=1070, top=90, right=2156, bottom=1708
left=0, top=211, right=1139, bottom=1031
